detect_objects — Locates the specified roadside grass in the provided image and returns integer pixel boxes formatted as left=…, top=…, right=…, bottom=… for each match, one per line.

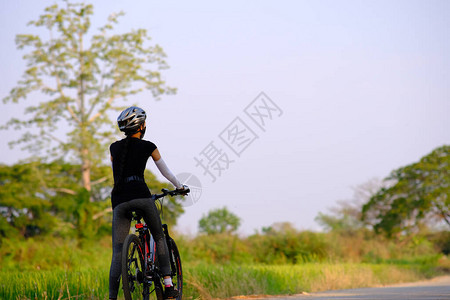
left=1, top=261, right=445, bottom=299
left=183, top=262, right=442, bottom=298
left=1, top=235, right=448, bottom=299
left=0, top=268, right=110, bottom=300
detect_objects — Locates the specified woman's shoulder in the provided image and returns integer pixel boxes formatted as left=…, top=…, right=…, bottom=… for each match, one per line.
left=141, top=139, right=157, bottom=149
left=110, top=138, right=125, bottom=147
left=110, top=138, right=130, bottom=153
left=110, top=140, right=120, bottom=150
left=110, top=138, right=156, bottom=149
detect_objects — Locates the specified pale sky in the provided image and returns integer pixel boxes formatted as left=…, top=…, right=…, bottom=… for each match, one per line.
left=1, top=0, right=449, bottom=235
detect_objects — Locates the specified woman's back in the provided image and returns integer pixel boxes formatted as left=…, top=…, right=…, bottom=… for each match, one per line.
left=110, top=137, right=157, bottom=208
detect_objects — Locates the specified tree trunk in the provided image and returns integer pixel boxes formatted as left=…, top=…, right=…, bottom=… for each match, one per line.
left=81, top=148, right=92, bottom=194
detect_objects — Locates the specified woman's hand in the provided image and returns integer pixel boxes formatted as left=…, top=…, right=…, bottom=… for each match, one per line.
left=176, top=185, right=190, bottom=196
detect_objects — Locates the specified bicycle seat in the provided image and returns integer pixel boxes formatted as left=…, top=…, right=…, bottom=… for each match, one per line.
left=132, top=211, right=143, bottom=222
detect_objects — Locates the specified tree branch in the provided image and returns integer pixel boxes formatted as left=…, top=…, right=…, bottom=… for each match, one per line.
left=53, top=188, right=77, bottom=195
left=91, top=176, right=108, bottom=186
left=88, top=96, right=115, bottom=123
left=48, top=38, right=81, bottom=125
left=43, top=131, right=65, bottom=146
left=93, top=207, right=112, bottom=220
left=66, top=104, right=81, bottom=124
left=435, top=201, right=450, bottom=228
left=86, top=69, right=119, bottom=124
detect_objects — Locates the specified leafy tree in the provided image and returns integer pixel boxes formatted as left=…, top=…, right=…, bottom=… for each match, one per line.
left=362, top=145, right=450, bottom=237
left=316, top=179, right=382, bottom=233
left=0, top=161, right=184, bottom=239
left=2, top=0, right=175, bottom=194
left=0, top=161, right=74, bottom=237
left=0, top=161, right=111, bottom=238
left=198, top=207, right=241, bottom=235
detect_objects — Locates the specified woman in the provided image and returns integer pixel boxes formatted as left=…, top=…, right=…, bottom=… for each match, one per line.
left=109, top=106, right=187, bottom=300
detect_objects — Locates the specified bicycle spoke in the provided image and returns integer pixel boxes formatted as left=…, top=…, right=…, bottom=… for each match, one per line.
left=122, top=235, right=146, bottom=300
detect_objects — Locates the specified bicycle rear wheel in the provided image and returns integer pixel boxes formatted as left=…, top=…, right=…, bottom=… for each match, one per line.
left=122, top=234, right=145, bottom=300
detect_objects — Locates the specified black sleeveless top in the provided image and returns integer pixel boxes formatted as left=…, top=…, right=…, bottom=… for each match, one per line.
left=110, top=138, right=157, bottom=209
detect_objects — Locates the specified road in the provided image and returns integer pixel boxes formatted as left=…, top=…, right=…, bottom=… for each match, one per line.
left=254, top=276, right=450, bottom=300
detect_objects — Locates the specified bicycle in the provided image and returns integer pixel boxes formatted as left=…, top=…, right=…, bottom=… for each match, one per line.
left=121, top=188, right=189, bottom=300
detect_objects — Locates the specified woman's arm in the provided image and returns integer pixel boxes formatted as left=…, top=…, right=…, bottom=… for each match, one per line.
left=151, top=149, right=183, bottom=189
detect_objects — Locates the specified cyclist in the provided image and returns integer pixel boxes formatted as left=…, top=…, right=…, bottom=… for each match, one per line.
left=109, top=106, right=187, bottom=300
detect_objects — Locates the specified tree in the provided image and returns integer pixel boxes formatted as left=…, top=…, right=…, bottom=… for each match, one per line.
left=316, top=178, right=382, bottom=233
left=0, top=161, right=183, bottom=239
left=198, top=207, right=241, bottom=235
left=362, top=145, right=450, bottom=237
left=2, top=1, right=175, bottom=194
left=0, top=160, right=114, bottom=238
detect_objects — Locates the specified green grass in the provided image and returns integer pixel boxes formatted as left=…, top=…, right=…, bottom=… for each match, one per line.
left=0, top=268, right=108, bottom=300
left=0, top=262, right=443, bottom=299
left=1, top=235, right=447, bottom=299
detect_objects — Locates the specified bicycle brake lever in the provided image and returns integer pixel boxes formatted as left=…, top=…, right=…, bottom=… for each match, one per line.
left=174, top=187, right=190, bottom=196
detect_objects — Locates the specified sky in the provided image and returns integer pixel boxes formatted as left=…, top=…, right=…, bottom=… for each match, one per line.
left=0, top=0, right=449, bottom=235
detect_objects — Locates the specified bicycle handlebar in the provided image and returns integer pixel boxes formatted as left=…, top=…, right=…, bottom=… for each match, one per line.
left=131, top=187, right=190, bottom=222
left=152, top=186, right=190, bottom=201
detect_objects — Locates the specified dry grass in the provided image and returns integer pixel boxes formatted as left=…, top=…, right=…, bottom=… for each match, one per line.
left=182, top=263, right=433, bottom=299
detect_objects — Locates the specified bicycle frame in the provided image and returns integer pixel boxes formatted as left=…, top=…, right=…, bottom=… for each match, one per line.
left=133, top=214, right=161, bottom=288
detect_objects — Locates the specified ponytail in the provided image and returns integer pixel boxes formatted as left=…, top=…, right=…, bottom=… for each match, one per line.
left=113, top=136, right=132, bottom=193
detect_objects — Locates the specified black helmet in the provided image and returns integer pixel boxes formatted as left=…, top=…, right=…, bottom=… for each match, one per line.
left=117, top=106, right=146, bottom=136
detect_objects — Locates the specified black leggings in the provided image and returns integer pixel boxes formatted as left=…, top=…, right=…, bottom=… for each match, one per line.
left=109, top=198, right=171, bottom=299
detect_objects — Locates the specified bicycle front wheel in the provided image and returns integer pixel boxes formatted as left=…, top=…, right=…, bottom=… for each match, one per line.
left=168, top=238, right=183, bottom=299
left=122, top=234, right=145, bottom=300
